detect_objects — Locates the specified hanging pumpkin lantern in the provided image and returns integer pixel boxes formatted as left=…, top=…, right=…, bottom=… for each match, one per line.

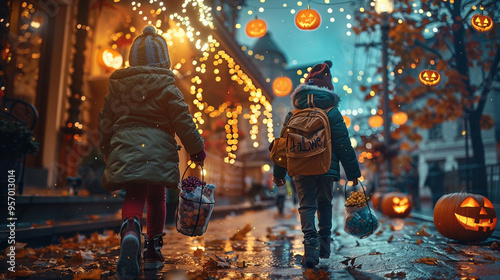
left=434, top=192, right=497, bottom=242
left=381, top=192, right=413, bottom=218
left=272, top=76, right=293, bottom=97
left=98, top=48, right=123, bottom=71
left=343, top=116, right=351, bottom=128
left=245, top=17, right=267, bottom=38
left=392, top=111, right=408, bottom=126
left=418, top=69, right=441, bottom=86
left=368, top=115, right=383, bottom=128
left=471, top=14, right=494, bottom=32
left=295, top=6, right=321, bottom=30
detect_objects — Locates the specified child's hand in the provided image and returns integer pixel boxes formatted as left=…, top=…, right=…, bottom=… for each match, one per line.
left=351, top=178, right=359, bottom=186
left=273, top=177, right=286, bottom=187
left=190, top=149, right=206, bottom=166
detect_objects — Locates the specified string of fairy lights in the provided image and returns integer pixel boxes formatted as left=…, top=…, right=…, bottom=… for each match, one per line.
left=127, top=0, right=274, bottom=164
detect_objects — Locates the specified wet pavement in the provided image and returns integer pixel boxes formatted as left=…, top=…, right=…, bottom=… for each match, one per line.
left=2, top=195, right=500, bottom=279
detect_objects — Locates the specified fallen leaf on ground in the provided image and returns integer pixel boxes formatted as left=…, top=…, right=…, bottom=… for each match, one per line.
left=73, top=268, right=102, bottom=280
left=491, top=241, right=500, bottom=250
left=193, top=248, right=204, bottom=258
left=481, top=253, right=500, bottom=262
left=303, top=269, right=330, bottom=279
left=369, top=252, right=382, bottom=255
left=416, top=227, right=431, bottom=237
left=230, top=224, right=252, bottom=240
left=389, top=224, right=396, bottom=231
left=46, top=219, right=55, bottom=226
left=384, top=271, right=407, bottom=278
left=416, top=239, right=423, bottom=245
left=414, top=257, right=438, bottom=265
left=388, top=235, right=394, bottom=243
left=376, top=230, right=384, bottom=236
left=86, top=215, right=100, bottom=220
left=6, top=269, right=36, bottom=277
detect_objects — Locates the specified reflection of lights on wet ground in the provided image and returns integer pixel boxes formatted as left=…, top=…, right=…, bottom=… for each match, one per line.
left=391, top=219, right=405, bottom=231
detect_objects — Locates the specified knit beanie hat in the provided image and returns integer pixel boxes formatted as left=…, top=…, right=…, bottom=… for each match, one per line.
left=129, top=25, right=171, bottom=69
left=304, top=60, right=334, bottom=91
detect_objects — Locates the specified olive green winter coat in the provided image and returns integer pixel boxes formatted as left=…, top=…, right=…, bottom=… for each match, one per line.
left=98, top=66, right=204, bottom=191
left=273, top=84, right=361, bottom=181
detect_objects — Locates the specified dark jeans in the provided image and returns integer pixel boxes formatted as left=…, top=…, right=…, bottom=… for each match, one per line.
left=294, top=176, right=335, bottom=241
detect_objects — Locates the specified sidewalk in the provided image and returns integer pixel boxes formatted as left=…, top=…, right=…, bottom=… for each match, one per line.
left=0, top=191, right=276, bottom=247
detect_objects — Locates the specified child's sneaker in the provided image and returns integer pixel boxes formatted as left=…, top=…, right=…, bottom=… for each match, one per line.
left=319, top=236, right=331, bottom=259
left=117, top=217, right=142, bottom=280
left=301, top=238, right=319, bottom=268
left=143, top=232, right=166, bottom=270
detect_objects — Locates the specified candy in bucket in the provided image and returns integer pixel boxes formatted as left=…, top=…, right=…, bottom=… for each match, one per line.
left=343, top=181, right=379, bottom=238
left=176, top=165, right=215, bottom=237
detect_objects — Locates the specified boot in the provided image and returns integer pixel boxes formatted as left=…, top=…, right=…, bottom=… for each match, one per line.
left=301, top=238, right=319, bottom=268
left=143, top=232, right=166, bottom=270
left=116, top=217, right=142, bottom=280
left=319, top=236, right=332, bottom=259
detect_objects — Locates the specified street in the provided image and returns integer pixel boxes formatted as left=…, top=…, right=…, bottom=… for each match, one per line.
left=2, top=194, right=500, bottom=280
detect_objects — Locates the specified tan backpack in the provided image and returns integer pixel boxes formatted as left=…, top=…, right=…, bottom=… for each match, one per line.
left=269, top=107, right=332, bottom=177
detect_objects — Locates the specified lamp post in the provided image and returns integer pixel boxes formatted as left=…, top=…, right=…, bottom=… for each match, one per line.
left=375, top=0, right=394, bottom=190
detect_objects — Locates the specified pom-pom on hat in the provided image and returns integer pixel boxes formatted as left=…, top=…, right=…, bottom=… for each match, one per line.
left=129, top=25, right=171, bottom=69
left=304, top=60, right=334, bottom=91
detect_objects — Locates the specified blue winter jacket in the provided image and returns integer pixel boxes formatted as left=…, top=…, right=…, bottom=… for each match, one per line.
left=273, top=84, right=361, bottom=181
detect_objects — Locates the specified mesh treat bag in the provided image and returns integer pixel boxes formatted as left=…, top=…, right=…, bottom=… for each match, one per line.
left=343, top=182, right=379, bottom=238
left=176, top=165, right=215, bottom=237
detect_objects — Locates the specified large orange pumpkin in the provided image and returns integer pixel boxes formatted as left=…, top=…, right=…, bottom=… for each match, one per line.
left=295, top=6, right=321, bottom=30
left=471, top=14, right=494, bottom=32
left=245, top=18, right=267, bottom=38
left=272, top=76, right=293, bottom=97
left=381, top=192, right=413, bottom=218
left=370, top=192, right=385, bottom=211
left=434, top=192, right=497, bottom=242
left=418, top=70, right=441, bottom=86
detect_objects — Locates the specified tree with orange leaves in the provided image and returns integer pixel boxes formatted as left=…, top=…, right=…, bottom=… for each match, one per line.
left=354, top=0, right=500, bottom=195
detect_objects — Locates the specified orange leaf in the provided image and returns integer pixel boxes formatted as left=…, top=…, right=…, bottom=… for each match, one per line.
left=481, top=115, right=495, bottom=130
left=414, top=257, right=438, bottom=265
left=416, top=239, right=423, bottom=245
left=388, top=235, right=394, bottom=243
left=73, top=268, right=103, bottom=280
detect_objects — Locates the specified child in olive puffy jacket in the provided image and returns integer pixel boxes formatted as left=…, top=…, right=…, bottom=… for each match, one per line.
left=273, top=61, right=361, bottom=268
left=98, top=26, right=205, bottom=279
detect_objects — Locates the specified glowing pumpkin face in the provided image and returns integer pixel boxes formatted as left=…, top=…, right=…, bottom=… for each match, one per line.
left=245, top=18, right=267, bottom=38
left=272, top=77, right=293, bottom=97
left=418, top=70, right=441, bottom=86
left=434, top=192, right=497, bottom=242
left=295, top=7, right=321, bottom=30
left=98, top=48, right=123, bottom=71
left=471, top=14, right=493, bottom=32
left=381, top=192, right=413, bottom=218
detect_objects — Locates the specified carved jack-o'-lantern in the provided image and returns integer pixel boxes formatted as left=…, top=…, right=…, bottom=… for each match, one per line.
left=434, top=192, right=497, bottom=242
left=381, top=192, right=413, bottom=218
left=98, top=48, right=123, bottom=71
left=272, top=76, right=293, bottom=97
left=295, top=6, right=321, bottom=30
left=471, top=14, right=494, bottom=32
left=418, top=70, right=441, bottom=86
left=245, top=18, right=267, bottom=38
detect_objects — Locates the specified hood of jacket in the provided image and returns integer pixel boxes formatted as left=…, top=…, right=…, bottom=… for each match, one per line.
left=291, top=83, right=340, bottom=110
left=108, top=66, right=176, bottom=99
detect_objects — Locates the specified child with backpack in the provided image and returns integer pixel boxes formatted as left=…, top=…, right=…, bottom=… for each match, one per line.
left=98, top=26, right=206, bottom=280
left=272, top=61, right=361, bottom=268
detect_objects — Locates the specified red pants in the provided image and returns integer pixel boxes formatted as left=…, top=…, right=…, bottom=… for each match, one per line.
left=121, top=185, right=166, bottom=239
